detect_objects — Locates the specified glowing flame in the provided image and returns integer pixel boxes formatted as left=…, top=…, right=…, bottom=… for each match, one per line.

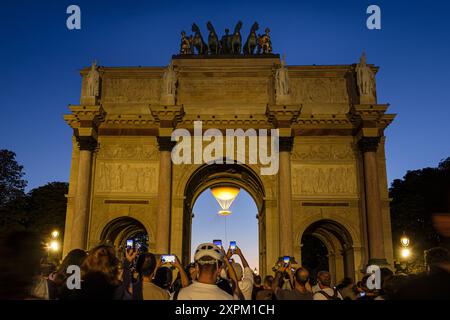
left=210, top=186, right=240, bottom=216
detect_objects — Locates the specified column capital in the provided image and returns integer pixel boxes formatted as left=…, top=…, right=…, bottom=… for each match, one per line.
left=157, top=136, right=176, bottom=152
left=358, top=136, right=380, bottom=153
left=76, top=136, right=97, bottom=151
left=279, top=136, right=294, bottom=152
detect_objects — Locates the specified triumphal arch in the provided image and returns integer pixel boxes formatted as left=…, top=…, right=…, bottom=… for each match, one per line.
left=63, top=22, right=395, bottom=280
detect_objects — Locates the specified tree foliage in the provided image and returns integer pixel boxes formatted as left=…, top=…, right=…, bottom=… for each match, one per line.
left=389, top=157, right=450, bottom=254
left=0, top=149, right=27, bottom=206
left=0, top=149, right=68, bottom=237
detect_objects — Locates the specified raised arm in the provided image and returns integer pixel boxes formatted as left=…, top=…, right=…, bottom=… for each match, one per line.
left=173, top=256, right=190, bottom=288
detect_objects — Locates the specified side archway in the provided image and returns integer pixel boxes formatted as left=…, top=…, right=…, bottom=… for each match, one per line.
left=301, top=219, right=356, bottom=284
left=100, top=216, right=149, bottom=249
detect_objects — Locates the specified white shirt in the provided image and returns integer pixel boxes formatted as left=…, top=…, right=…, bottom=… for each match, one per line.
left=313, top=287, right=343, bottom=300
left=238, top=267, right=254, bottom=300
left=176, top=281, right=235, bottom=300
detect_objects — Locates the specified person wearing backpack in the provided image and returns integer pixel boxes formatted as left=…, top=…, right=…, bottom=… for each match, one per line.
left=313, top=271, right=343, bottom=300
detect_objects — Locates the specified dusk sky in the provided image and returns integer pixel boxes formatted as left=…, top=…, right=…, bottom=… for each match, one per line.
left=1, top=1, right=449, bottom=268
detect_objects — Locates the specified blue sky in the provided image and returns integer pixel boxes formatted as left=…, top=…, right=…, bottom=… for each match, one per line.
left=1, top=1, right=449, bottom=266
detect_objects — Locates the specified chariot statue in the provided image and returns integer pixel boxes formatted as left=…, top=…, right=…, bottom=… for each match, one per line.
left=243, top=22, right=259, bottom=55
left=258, top=28, right=272, bottom=54
left=207, top=21, right=220, bottom=55
left=191, top=23, right=207, bottom=55
left=180, top=31, right=192, bottom=55
left=220, top=28, right=232, bottom=54
left=231, top=21, right=243, bottom=54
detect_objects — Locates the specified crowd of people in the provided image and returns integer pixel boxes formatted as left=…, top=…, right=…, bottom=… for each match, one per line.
left=1, top=230, right=449, bottom=300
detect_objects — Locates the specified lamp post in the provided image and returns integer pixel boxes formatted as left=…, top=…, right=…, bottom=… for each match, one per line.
left=47, top=230, right=61, bottom=262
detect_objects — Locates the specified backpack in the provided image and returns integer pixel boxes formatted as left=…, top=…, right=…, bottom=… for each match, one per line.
left=317, top=288, right=341, bottom=300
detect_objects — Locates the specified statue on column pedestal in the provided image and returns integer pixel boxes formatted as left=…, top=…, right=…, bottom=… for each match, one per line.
left=161, top=62, right=177, bottom=105
left=356, top=52, right=377, bottom=104
left=275, top=54, right=290, bottom=104
left=84, top=61, right=100, bottom=105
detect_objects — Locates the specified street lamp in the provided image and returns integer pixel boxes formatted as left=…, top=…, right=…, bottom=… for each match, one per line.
left=401, top=248, right=411, bottom=259
left=400, top=234, right=410, bottom=247
left=49, top=240, right=60, bottom=252
left=51, top=230, right=59, bottom=239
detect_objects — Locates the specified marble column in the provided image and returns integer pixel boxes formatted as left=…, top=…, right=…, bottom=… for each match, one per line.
left=155, top=137, right=175, bottom=254
left=359, top=137, right=387, bottom=265
left=278, top=137, right=294, bottom=257
left=70, top=138, right=96, bottom=250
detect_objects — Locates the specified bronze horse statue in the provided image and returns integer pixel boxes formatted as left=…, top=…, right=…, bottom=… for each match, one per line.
left=191, top=23, right=207, bottom=55
left=231, top=21, right=243, bottom=54
left=243, top=22, right=259, bottom=55
left=206, top=21, right=220, bottom=55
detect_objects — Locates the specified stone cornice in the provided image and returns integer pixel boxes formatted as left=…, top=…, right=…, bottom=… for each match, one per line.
left=149, top=105, right=185, bottom=128
left=266, top=104, right=302, bottom=127
left=64, top=105, right=106, bottom=129
left=350, top=104, right=396, bottom=131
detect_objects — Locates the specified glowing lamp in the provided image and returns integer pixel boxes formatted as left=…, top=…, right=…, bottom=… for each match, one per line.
left=49, top=240, right=60, bottom=252
left=51, top=230, right=59, bottom=239
left=401, top=248, right=410, bottom=259
left=400, top=236, right=410, bottom=247
left=210, top=186, right=240, bottom=216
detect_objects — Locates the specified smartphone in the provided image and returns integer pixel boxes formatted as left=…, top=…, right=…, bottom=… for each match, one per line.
left=283, top=256, right=290, bottom=265
left=213, top=239, right=222, bottom=247
left=161, top=254, right=176, bottom=264
left=230, top=241, right=236, bottom=251
left=126, top=239, right=134, bottom=248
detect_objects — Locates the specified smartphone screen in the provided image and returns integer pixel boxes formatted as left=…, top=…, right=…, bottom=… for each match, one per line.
left=283, top=256, right=290, bottom=265
left=161, top=254, right=175, bottom=263
left=230, top=241, right=236, bottom=251
left=213, top=239, right=222, bottom=247
left=126, top=239, right=133, bottom=248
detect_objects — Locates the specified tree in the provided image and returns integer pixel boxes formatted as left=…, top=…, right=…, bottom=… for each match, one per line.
left=0, top=149, right=27, bottom=207
left=27, top=182, right=68, bottom=236
left=389, top=157, right=450, bottom=256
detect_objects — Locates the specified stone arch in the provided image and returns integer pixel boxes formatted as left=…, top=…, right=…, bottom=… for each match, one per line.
left=179, top=161, right=268, bottom=273
left=300, top=219, right=357, bottom=283
left=99, top=216, right=149, bottom=248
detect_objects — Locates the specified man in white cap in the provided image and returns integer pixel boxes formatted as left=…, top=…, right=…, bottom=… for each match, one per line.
left=176, top=243, right=238, bottom=300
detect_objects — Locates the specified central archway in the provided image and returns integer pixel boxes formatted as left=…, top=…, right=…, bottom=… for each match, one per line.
left=182, top=162, right=267, bottom=274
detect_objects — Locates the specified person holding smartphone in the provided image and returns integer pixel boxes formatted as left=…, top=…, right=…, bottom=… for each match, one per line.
left=227, top=245, right=254, bottom=300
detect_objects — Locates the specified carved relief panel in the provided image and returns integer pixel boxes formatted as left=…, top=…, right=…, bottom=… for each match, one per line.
left=291, top=164, right=357, bottom=196
left=102, top=78, right=161, bottom=104
left=289, top=78, right=349, bottom=104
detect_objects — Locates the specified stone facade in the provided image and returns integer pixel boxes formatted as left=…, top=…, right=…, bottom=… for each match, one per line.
left=63, top=55, right=395, bottom=280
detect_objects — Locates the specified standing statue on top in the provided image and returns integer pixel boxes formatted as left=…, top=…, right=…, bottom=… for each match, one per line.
left=161, top=62, right=177, bottom=105
left=86, top=60, right=100, bottom=97
left=231, top=21, right=243, bottom=54
left=220, top=28, right=232, bottom=54
left=243, top=22, right=259, bottom=55
left=207, top=21, right=220, bottom=55
left=355, top=52, right=376, bottom=103
left=191, top=23, right=207, bottom=55
left=258, top=28, right=273, bottom=54
left=275, top=54, right=290, bottom=104
left=180, top=31, right=193, bottom=55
